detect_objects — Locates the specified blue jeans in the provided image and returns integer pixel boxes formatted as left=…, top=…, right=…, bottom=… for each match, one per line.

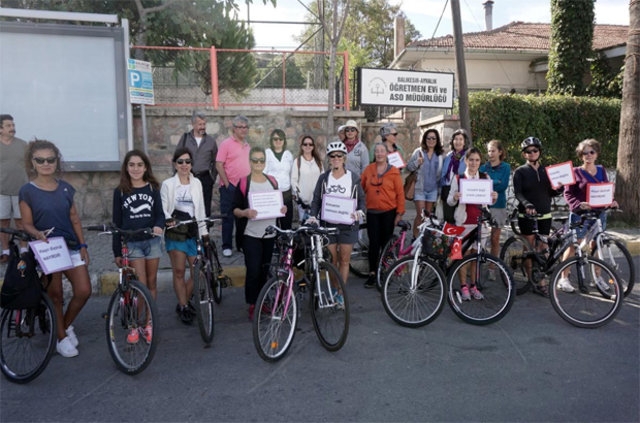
left=219, top=184, right=236, bottom=250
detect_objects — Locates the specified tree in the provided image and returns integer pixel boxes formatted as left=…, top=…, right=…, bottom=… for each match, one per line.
left=615, top=0, right=640, bottom=225
left=547, top=0, right=595, bottom=95
left=256, top=55, right=306, bottom=89
left=3, top=0, right=275, bottom=96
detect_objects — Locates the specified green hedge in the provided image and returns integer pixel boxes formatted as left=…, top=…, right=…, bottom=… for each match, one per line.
left=469, top=92, right=621, bottom=169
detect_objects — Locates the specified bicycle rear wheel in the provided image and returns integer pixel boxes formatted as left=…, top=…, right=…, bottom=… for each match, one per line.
left=382, top=257, right=446, bottom=328
left=105, top=280, right=159, bottom=374
left=592, top=238, right=635, bottom=297
left=206, top=245, right=223, bottom=304
left=0, top=294, right=56, bottom=384
left=447, top=253, right=515, bottom=325
left=500, top=236, right=533, bottom=295
left=310, top=261, right=349, bottom=351
left=349, top=229, right=369, bottom=277
left=549, top=256, right=623, bottom=328
left=193, top=260, right=215, bottom=345
left=377, top=234, right=401, bottom=291
left=253, top=276, right=297, bottom=362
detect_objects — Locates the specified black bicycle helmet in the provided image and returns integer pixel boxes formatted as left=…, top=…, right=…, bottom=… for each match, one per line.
left=521, top=136, right=542, bottom=152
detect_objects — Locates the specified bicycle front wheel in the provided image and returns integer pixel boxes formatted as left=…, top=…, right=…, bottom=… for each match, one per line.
left=447, top=254, right=515, bottom=325
left=592, top=238, right=635, bottom=297
left=105, top=280, right=159, bottom=375
left=549, top=256, right=623, bottom=328
left=0, top=294, right=56, bottom=384
left=310, top=261, right=349, bottom=351
left=500, top=236, right=533, bottom=295
left=253, top=277, right=298, bottom=362
left=193, top=261, right=215, bottom=345
left=377, top=234, right=401, bottom=290
left=382, top=257, right=446, bottom=328
left=206, top=246, right=223, bottom=304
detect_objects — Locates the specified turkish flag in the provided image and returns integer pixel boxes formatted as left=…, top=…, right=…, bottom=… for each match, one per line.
left=442, top=222, right=465, bottom=237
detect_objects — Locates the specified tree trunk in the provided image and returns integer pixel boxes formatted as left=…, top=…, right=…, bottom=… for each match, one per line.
left=615, top=0, right=640, bottom=225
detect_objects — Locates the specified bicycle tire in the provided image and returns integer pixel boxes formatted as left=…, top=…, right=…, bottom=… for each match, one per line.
left=349, top=242, right=369, bottom=277
left=310, top=261, right=349, bottom=351
left=377, top=234, right=402, bottom=290
left=447, top=253, right=515, bottom=325
left=253, top=276, right=298, bottom=362
left=105, top=280, right=159, bottom=375
left=592, top=238, right=635, bottom=298
left=500, top=236, right=533, bottom=295
left=193, top=260, right=215, bottom=345
left=549, top=256, right=623, bottom=328
left=381, top=257, right=446, bottom=328
left=207, top=246, right=223, bottom=304
left=0, top=294, right=56, bottom=384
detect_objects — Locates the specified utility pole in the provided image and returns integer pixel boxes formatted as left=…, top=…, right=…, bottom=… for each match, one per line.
left=451, top=0, right=471, bottom=143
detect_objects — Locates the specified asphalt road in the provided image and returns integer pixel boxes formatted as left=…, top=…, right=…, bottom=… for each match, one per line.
left=1, top=266, right=639, bottom=423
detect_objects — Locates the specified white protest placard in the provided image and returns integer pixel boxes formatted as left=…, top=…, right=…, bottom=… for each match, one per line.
left=387, top=151, right=406, bottom=169
left=28, top=237, right=73, bottom=274
left=587, top=183, right=614, bottom=207
left=459, top=178, right=493, bottom=205
left=321, top=195, right=356, bottom=225
left=248, top=191, right=284, bottom=220
left=545, top=161, right=576, bottom=189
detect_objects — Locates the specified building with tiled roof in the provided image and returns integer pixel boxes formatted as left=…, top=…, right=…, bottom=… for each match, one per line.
left=390, top=21, right=628, bottom=94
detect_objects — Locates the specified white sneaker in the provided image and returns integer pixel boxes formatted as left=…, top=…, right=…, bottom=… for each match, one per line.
left=222, top=249, right=232, bottom=257
left=65, top=325, right=79, bottom=348
left=56, top=336, right=79, bottom=358
left=593, top=276, right=611, bottom=292
left=557, top=277, right=575, bottom=293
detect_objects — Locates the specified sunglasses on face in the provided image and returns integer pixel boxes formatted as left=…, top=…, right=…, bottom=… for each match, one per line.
left=302, top=143, right=314, bottom=147
left=524, top=149, right=539, bottom=154
left=328, top=154, right=345, bottom=159
left=582, top=150, right=597, bottom=156
left=176, top=159, right=192, bottom=165
left=250, top=158, right=266, bottom=164
left=32, top=157, right=57, bottom=165
left=345, top=128, right=357, bottom=132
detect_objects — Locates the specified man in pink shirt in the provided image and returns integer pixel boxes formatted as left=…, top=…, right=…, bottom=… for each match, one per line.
left=216, top=115, right=251, bottom=256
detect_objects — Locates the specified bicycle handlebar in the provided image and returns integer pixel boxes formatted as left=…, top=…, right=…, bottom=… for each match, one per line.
left=265, top=224, right=339, bottom=238
left=85, top=224, right=155, bottom=238
left=0, top=227, right=34, bottom=242
left=166, top=214, right=225, bottom=228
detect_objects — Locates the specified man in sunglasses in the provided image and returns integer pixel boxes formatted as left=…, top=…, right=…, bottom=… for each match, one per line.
left=175, top=111, right=218, bottom=217
left=216, top=115, right=251, bottom=257
left=0, top=114, right=28, bottom=263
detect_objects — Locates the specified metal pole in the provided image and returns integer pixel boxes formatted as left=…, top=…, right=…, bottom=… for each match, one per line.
left=451, top=0, right=472, bottom=143
left=141, top=104, right=148, bottom=155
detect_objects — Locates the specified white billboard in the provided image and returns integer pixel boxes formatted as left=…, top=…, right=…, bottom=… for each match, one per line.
left=358, top=68, right=455, bottom=109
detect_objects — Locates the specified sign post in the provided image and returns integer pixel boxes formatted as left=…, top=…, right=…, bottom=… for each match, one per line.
left=128, top=59, right=154, bottom=154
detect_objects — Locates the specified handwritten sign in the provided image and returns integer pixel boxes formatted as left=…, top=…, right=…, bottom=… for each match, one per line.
left=387, top=151, right=406, bottom=169
left=321, top=195, right=356, bottom=225
left=587, top=183, right=614, bottom=207
left=459, top=178, right=493, bottom=205
left=546, top=161, right=576, bottom=189
left=248, top=191, right=284, bottom=220
left=28, top=237, right=73, bottom=274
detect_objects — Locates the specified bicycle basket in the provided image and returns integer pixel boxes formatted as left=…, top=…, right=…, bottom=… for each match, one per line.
left=422, top=229, right=452, bottom=260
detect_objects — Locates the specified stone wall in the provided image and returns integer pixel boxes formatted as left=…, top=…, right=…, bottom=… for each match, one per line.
left=63, top=107, right=457, bottom=223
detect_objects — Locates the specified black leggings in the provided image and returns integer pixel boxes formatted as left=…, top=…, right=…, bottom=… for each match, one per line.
left=366, top=209, right=396, bottom=273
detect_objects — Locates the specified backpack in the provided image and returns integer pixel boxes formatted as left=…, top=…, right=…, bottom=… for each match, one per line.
left=1, top=245, right=42, bottom=310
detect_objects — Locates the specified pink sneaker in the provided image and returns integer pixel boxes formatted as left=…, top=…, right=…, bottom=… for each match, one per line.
left=144, top=325, right=153, bottom=343
left=127, top=328, right=139, bottom=344
left=469, top=285, right=484, bottom=300
left=460, top=285, right=471, bottom=301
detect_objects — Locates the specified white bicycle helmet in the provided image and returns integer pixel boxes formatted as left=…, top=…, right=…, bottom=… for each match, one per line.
left=327, top=141, right=347, bottom=155
left=521, top=136, right=542, bottom=152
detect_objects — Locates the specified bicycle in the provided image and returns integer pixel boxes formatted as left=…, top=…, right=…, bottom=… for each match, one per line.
left=86, top=224, right=159, bottom=374
left=377, top=220, right=417, bottom=290
left=170, top=215, right=230, bottom=345
left=0, top=227, right=56, bottom=384
left=382, top=208, right=516, bottom=326
left=253, top=224, right=349, bottom=362
left=499, top=214, right=624, bottom=328
left=576, top=208, right=635, bottom=297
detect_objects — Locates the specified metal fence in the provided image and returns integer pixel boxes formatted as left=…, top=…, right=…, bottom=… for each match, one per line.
left=131, top=46, right=350, bottom=110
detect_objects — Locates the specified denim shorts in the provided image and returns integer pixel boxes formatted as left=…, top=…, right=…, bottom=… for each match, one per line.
left=414, top=188, right=438, bottom=202
left=571, top=211, right=606, bottom=239
left=165, top=237, right=197, bottom=257
left=128, top=237, right=163, bottom=260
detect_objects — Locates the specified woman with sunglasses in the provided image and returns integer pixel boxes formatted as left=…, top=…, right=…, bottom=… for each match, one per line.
left=161, top=148, right=208, bottom=324
left=557, top=139, right=618, bottom=292
left=291, top=135, right=323, bottom=222
left=308, top=142, right=366, bottom=296
left=369, top=122, right=405, bottom=163
left=513, top=136, right=563, bottom=297
left=406, top=129, right=444, bottom=237
left=19, top=139, right=91, bottom=358
left=342, top=119, right=369, bottom=176
left=361, top=143, right=405, bottom=289
left=264, top=129, right=294, bottom=230
left=233, top=146, right=286, bottom=320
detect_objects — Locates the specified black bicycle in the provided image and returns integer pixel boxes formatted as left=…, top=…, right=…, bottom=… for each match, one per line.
left=0, top=227, right=57, bottom=384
